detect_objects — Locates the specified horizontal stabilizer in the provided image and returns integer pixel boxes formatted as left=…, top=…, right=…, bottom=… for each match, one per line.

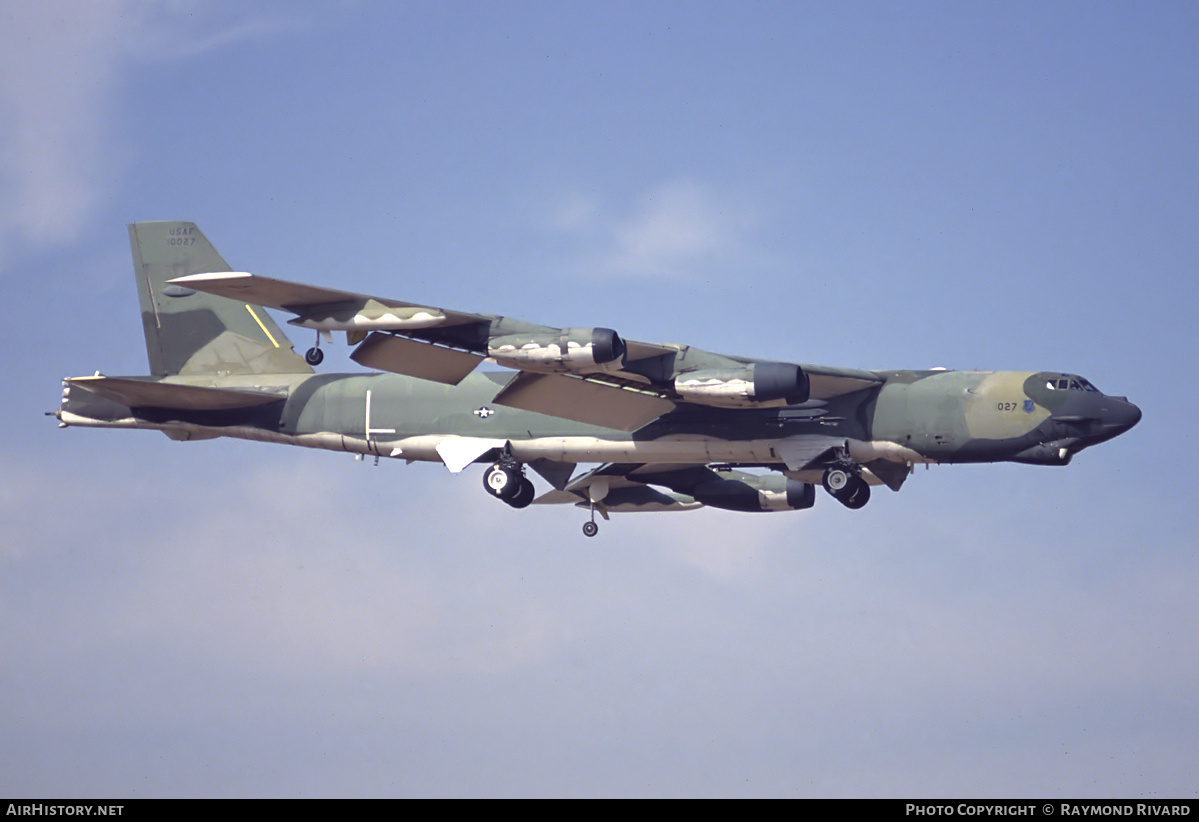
left=68, top=376, right=285, bottom=411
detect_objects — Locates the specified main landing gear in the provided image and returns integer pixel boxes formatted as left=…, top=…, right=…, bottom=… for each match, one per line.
left=822, top=464, right=871, bottom=509
left=482, top=450, right=603, bottom=536
left=482, top=456, right=535, bottom=509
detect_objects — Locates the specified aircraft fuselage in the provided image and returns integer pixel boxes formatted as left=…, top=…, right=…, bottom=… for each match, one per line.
left=60, top=365, right=1140, bottom=476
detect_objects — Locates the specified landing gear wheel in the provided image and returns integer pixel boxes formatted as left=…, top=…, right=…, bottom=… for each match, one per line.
left=822, top=466, right=852, bottom=494
left=841, top=477, right=871, bottom=510
left=582, top=520, right=599, bottom=538
left=822, top=462, right=872, bottom=509
left=483, top=463, right=522, bottom=501
left=305, top=347, right=324, bottom=366
left=506, top=478, right=536, bottom=509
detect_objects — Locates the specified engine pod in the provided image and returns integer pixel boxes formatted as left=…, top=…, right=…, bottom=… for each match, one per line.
left=674, top=362, right=809, bottom=408
left=488, top=327, right=626, bottom=373
left=691, top=475, right=815, bottom=511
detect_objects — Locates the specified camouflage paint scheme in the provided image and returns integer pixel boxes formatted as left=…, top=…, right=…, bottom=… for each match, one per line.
left=57, top=223, right=1141, bottom=536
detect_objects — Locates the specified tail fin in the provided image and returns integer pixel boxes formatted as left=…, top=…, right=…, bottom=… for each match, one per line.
left=129, top=221, right=313, bottom=376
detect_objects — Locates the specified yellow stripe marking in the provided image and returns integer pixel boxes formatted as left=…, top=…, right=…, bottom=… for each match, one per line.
left=245, top=305, right=280, bottom=348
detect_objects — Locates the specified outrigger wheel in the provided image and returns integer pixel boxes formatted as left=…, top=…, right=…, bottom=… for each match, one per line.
left=305, top=332, right=324, bottom=366
left=581, top=502, right=602, bottom=537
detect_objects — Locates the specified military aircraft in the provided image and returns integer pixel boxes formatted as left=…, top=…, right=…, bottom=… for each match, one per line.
left=56, top=222, right=1141, bottom=536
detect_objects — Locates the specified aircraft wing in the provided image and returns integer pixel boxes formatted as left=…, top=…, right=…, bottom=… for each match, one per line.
left=168, top=271, right=485, bottom=333
left=532, top=463, right=704, bottom=515
left=533, top=462, right=820, bottom=515
left=172, top=271, right=883, bottom=430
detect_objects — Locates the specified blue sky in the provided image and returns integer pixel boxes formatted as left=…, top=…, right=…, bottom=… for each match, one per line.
left=2, top=0, right=1196, bottom=797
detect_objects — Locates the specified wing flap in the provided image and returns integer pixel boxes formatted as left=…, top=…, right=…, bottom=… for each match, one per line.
left=350, top=332, right=484, bottom=384
left=492, top=372, right=675, bottom=431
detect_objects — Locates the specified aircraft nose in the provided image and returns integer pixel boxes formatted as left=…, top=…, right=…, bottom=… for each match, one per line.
left=1103, top=397, right=1141, bottom=435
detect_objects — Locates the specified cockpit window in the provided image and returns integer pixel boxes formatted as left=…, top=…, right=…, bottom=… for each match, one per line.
left=1046, top=376, right=1100, bottom=392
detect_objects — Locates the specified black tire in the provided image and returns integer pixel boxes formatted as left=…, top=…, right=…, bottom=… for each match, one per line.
left=840, top=477, right=871, bottom=509
left=506, top=478, right=535, bottom=509
left=822, top=466, right=851, bottom=494
left=483, top=463, right=521, bottom=500
left=305, top=347, right=324, bottom=366
left=582, top=521, right=599, bottom=537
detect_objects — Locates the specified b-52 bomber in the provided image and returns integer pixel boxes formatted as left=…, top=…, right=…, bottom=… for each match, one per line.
left=56, top=222, right=1141, bottom=536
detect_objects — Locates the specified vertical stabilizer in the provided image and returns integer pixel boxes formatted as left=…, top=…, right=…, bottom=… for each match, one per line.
left=130, top=221, right=312, bottom=376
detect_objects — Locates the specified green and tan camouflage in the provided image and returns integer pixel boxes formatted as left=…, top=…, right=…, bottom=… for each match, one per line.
left=57, top=222, right=1141, bottom=536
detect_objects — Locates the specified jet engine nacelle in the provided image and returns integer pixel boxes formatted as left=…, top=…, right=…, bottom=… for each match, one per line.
left=488, top=327, right=626, bottom=373
left=691, top=475, right=815, bottom=512
left=674, top=362, right=810, bottom=408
